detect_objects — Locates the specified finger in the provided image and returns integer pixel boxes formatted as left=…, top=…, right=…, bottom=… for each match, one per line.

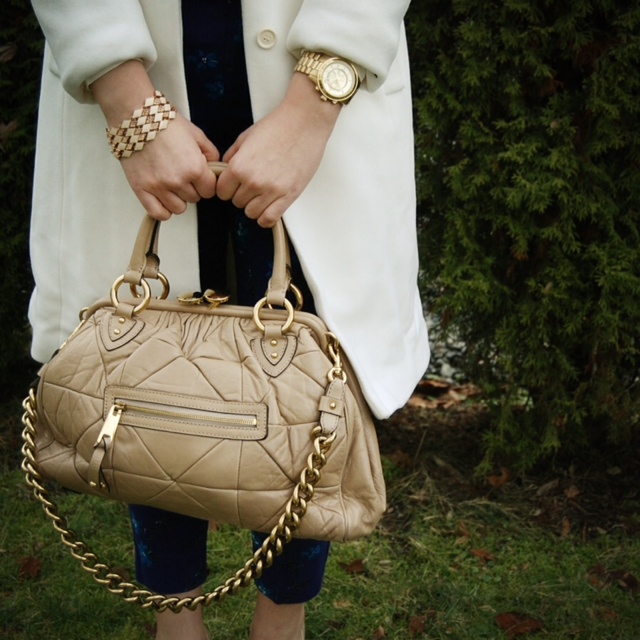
left=256, top=196, right=288, bottom=228
left=157, top=190, right=189, bottom=215
left=222, top=141, right=239, bottom=163
left=193, top=124, right=220, bottom=162
left=192, top=166, right=217, bottom=200
left=174, top=182, right=203, bottom=204
left=216, top=169, right=241, bottom=202
left=231, top=186, right=253, bottom=210
left=138, top=190, right=173, bottom=221
left=243, top=194, right=270, bottom=220
left=222, top=129, right=248, bottom=163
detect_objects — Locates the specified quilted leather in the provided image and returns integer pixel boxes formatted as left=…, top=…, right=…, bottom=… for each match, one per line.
left=34, top=297, right=386, bottom=541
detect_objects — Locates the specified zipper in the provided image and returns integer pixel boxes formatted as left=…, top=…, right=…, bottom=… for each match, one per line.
left=95, top=400, right=257, bottom=447
left=90, top=397, right=263, bottom=491
left=114, top=399, right=258, bottom=428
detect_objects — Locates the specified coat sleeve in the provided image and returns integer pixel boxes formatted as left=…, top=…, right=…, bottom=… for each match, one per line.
left=286, top=0, right=411, bottom=91
left=31, top=0, right=157, bottom=103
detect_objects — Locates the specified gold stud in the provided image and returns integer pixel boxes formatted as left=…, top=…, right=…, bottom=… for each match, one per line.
left=113, top=328, right=121, bottom=336
left=118, top=317, right=126, bottom=324
left=271, top=352, right=279, bottom=359
left=330, top=402, right=337, bottom=409
left=89, top=481, right=97, bottom=488
left=270, top=339, right=278, bottom=347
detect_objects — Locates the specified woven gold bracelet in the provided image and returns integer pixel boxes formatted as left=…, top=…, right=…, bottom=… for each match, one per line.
left=106, top=90, right=176, bottom=159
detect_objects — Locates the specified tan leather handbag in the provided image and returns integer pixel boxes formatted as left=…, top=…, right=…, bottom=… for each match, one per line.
left=21, top=164, right=385, bottom=609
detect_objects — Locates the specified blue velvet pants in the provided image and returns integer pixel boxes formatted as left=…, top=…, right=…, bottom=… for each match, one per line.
left=128, top=0, right=330, bottom=605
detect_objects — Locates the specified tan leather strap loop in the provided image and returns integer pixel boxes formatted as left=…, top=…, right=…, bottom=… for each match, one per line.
left=124, top=216, right=159, bottom=286
left=265, top=220, right=290, bottom=308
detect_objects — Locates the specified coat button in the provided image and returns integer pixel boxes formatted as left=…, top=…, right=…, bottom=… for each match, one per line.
left=257, top=29, right=277, bottom=49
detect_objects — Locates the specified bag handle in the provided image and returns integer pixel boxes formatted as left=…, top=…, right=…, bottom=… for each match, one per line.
left=113, top=161, right=294, bottom=319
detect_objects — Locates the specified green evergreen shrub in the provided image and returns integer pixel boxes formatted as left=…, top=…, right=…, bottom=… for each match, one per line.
left=3, top=0, right=640, bottom=472
left=0, top=0, right=41, bottom=396
left=408, top=0, right=640, bottom=470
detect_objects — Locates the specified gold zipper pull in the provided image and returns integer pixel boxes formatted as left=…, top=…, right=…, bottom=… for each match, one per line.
left=88, top=402, right=125, bottom=491
left=94, top=402, right=125, bottom=447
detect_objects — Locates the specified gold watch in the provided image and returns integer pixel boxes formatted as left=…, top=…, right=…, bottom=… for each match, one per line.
left=295, top=50, right=360, bottom=105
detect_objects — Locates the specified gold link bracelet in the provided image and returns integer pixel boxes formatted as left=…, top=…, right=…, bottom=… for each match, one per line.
left=106, top=90, right=176, bottom=159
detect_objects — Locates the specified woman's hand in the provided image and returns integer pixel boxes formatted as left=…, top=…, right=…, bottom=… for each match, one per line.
left=119, top=113, right=218, bottom=220
left=216, top=73, right=341, bottom=227
left=91, top=60, right=219, bottom=220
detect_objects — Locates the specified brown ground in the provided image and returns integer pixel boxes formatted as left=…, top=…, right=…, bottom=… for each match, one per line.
left=376, top=379, right=640, bottom=540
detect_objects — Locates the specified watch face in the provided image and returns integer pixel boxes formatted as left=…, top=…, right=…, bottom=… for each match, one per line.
left=320, top=60, right=358, bottom=100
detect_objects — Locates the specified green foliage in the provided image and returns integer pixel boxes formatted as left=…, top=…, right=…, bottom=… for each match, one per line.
left=408, top=0, right=640, bottom=470
left=0, top=0, right=42, bottom=396
left=2, top=0, right=640, bottom=471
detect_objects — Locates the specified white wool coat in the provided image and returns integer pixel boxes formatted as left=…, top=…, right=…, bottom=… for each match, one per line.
left=28, top=0, right=430, bottom=419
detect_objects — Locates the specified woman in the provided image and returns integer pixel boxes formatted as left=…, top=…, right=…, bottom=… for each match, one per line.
left=29, top=1, right=429, bottom=638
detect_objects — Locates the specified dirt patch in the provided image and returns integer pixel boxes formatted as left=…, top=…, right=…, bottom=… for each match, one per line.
left=376, top=381, right=640, bottom=539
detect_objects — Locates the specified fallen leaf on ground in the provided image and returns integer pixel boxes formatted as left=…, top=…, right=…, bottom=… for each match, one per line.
left=372, top=626, right=386, bottom=638
left=616, top=571, right=639, bottom=596
left=587, top=564, right=639, bottom=595
left=495, top=612, right=545, bottom=638
left=0, top=120, right=19, bottom=143
left=18, top=556, right=41, bottom=580
left=536, top=479, right=559, bottom=497
left=0, top=44, right=18, bottom=63
left=409, top=381, right=482, bottom=410
left=457, top=520, right=471, bottom=538
left=471, top=548, right=495, bottom=564
left=591, top=607, right=618, bottom=622
left=407, top=395, right=440, bottom=410
left=487, top=467, right=511, bottom=489
left=340, top=558, right=367, bottom=574
left=416, top=378, right=451, bottom=393
left=565, top=485, right=581, bottom=499
left=409, top=616, right=426, bottom=635
left=408, top=612, right=436, bottom=635
left=388, top=450, right=414, bottom=469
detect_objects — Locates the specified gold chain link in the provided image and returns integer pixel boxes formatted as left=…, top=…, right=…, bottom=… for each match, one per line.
left=21, top=388, right=336, bottom=612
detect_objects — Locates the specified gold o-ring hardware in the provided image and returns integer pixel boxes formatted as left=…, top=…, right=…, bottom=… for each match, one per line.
left=110, top=275, right=152, bottom=315
left=129, top=272, right=170, bottom=300
left=289, top=284, right=304, bottom=311
left=253, top=297, right=295, bottom=333
left=266, top=284, right=304, bottom=312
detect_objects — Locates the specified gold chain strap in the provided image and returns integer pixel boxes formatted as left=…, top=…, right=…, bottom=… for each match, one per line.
left=21, top=388, right=336, bottom=612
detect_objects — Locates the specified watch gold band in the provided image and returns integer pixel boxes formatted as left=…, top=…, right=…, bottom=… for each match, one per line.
left=295, top=50, right=360, bottom=105
left=294, top=51, right=330, bottom=78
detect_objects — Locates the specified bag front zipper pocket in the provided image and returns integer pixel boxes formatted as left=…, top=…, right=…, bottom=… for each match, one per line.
left=103, top=385, right=268, bottom=441
left=87, top=386, right=268, bottom=491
